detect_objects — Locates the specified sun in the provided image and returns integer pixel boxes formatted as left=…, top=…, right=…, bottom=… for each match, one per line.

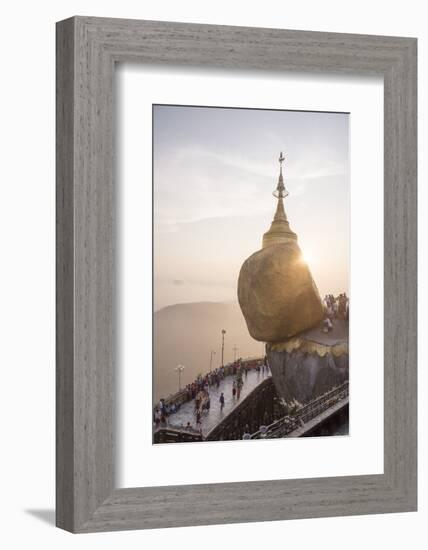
left=300, top=250, right=314, bottom=265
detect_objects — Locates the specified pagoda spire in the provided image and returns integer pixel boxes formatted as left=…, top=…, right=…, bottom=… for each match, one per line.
left=262, top=152, right=297, bottom=249
left=273, top=151, right=289, bottom=199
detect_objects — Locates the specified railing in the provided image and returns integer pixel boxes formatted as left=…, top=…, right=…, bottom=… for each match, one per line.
left=153, top=426, right=203, bottom=444
left=251, top=381, right=349, bottom=439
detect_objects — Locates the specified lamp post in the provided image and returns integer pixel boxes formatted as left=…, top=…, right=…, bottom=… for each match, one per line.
left=209, top=350, right=216, bottom=372
left=221, top=329, right=226, bottom=367
left=174, top=364, right=185, bottom=392
left=233, top=345, right=238, bottom=362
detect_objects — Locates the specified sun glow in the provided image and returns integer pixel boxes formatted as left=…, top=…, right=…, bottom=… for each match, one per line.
left=300, top=250, right=315, bottom=266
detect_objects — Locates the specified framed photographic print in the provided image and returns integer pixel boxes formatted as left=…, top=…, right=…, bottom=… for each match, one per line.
left=56, top=17, right=417, bottom=532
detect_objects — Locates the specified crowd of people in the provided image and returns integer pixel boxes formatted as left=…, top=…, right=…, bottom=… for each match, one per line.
left=153, top=358, right=269, bottom=431
left=153, top=400, right=181, bottom=427
left=322, top=292, right=349, bottom=332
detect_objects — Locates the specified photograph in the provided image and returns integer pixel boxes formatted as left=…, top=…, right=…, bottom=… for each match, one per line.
left=152, top=104, right=350, bottom=443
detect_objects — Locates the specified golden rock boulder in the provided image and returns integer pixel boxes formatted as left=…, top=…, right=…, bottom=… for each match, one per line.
left=238, top=242, right=324, bottom=342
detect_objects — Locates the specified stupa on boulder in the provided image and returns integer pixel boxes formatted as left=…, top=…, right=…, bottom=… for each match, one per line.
left=237, top=153, right=348, bottom=405
left=238, top=152, right=324, bottom=343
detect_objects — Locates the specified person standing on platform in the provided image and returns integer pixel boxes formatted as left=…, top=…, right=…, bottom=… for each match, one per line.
left=219, top=392, right=225, bottom=411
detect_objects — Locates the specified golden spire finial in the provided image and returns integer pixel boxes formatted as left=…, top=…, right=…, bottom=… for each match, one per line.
left=273, top=151, right=289, bottom=199
left=262, top=153, right=297, bottom=249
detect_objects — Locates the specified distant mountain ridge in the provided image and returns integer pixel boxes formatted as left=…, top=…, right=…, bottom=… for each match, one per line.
left=154, top=301, right=262, bottom=400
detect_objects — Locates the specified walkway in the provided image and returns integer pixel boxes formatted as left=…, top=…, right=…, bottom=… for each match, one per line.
left=301, top=318, right=349, bottom=346
left=164, top=368, right=271, bottom=437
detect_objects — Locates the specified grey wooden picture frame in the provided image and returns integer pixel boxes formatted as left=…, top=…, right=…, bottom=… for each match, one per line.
left=56, top=16, right=417, bottom=533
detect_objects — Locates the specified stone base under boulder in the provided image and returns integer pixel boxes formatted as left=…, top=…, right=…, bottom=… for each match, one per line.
left=267, top=318, right=349, bottom=406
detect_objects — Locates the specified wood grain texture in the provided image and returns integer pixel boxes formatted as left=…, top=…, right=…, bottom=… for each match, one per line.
left=56, top=18, right=75, bottom=532
left=56, top=16, right=417, bottom=533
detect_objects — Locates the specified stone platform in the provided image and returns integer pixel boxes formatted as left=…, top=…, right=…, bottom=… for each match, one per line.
left=267, top=318, right=349, bottom=405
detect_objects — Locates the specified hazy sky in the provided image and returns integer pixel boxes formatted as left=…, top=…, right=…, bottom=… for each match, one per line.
left=153, top=105, right=349, bottom=311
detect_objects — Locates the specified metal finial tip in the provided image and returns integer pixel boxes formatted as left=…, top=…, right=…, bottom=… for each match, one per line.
left=279, top=152, right=285, bottom=164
